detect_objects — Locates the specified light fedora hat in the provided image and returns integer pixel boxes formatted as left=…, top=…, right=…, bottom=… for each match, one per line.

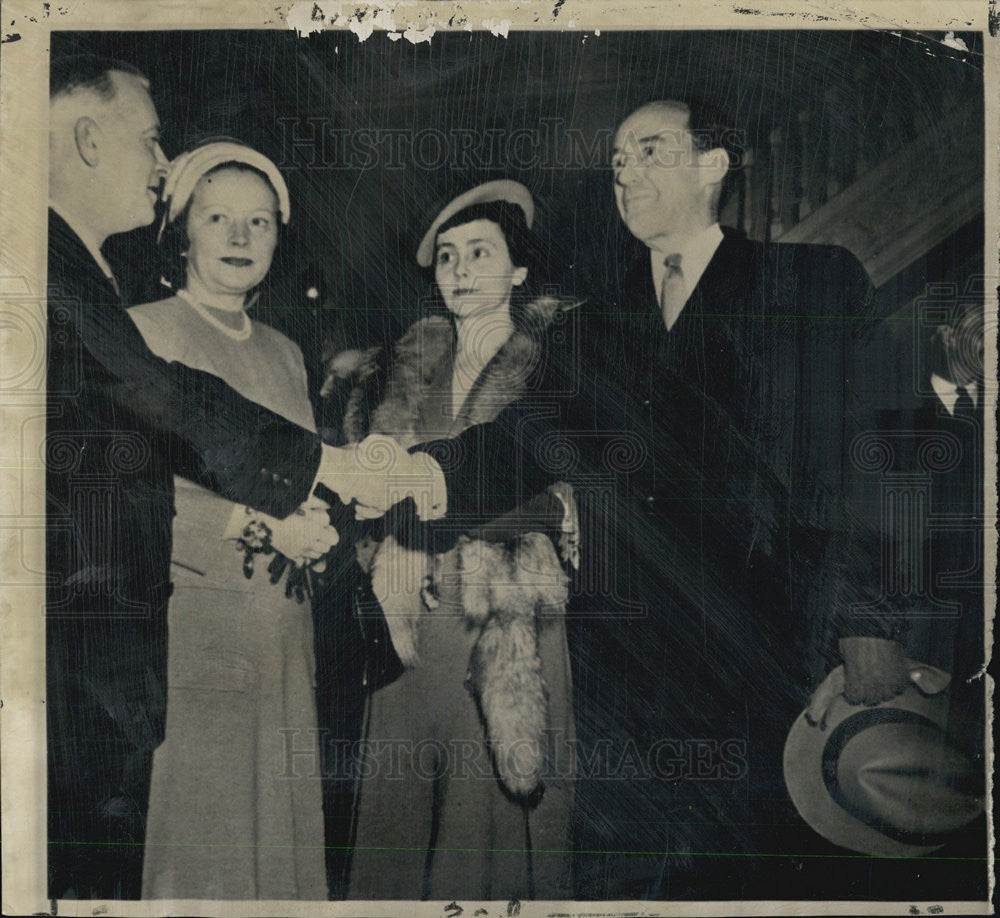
left=783, top=660, right=984, bottom=857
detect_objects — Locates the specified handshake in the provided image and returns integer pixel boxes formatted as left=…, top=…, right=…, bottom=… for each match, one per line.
left=316, top=434, right=448, bottom=522
left=247, top=435, right=448, bottom=581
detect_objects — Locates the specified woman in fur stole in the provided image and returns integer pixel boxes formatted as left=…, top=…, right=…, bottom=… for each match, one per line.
left=343, top=182, right=579, bottom=900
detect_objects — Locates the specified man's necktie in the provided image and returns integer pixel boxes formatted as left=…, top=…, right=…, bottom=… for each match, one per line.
left=954, top=383, right=978, bottom=422
left=660, top=253, right=685, bottom=330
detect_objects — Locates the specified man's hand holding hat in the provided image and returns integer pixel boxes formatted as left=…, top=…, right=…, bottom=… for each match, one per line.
left=806, top=637, right=941, bottom=729
left=787, top=653, right=982, bottom=858
left=839, top=636, right=910, bottom=706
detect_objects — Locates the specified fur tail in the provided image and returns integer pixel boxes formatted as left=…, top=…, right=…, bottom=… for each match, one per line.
left=463, top=533, right=568, bottom=799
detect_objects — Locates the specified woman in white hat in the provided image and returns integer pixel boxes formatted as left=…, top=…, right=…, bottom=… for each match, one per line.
left=127, top=141, right=335, bottom=900
left=340, top=181, right=579, bottom=900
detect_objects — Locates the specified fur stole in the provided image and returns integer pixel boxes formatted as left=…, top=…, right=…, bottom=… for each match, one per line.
left=460, top=532, right=568, bottom=798
left=349, top=296, right=573, bottom=799
left=343, top=295, right=564, bottom=447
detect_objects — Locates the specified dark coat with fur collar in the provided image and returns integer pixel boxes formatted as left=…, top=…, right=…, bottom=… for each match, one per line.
left=342, top=296, right=577, bottom=799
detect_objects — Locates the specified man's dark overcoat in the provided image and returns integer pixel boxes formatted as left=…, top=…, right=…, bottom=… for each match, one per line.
left=566, top=227, right=885, bottom=899
left=46, top=210, right=323, bottom=899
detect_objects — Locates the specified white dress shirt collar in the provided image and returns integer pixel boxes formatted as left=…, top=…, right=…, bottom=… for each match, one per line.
left=649, top=223, right=725, bottom=320
left=930, top=372, right=979, bottom=416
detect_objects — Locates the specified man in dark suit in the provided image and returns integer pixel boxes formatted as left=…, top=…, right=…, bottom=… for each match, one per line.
left=850, top=297, right=986, bottom=756
left=45, top=56, right=444, bottom=899
left=567, top=99, right=909, bottom=899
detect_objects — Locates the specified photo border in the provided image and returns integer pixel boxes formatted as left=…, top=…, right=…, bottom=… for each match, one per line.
left=1, top=2, right=995, bottom=915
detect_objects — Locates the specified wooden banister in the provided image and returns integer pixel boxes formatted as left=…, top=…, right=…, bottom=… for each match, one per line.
left=778, top=102, right=983, bottom=287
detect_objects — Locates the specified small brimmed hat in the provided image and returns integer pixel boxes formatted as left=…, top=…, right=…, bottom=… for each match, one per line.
left=161, top=140, right=291, bottom=228
left=783, top=660, right=983, bottom=857
left=416, top=180, right=534, bottom=268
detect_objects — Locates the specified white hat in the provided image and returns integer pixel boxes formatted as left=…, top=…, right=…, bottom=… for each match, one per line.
left=416, top=180, right=534, bottom=268
left=162, top=141, right=290, bottom=227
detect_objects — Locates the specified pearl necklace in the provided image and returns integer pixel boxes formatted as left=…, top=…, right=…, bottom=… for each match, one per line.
left=176, top=288, right=253, bottom=341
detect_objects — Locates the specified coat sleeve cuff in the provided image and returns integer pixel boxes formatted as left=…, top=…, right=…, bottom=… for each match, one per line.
left=232, top=422, right=322, bottom=519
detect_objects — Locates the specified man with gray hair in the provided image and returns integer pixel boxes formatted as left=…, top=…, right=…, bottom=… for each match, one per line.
left=45, top=55, right=443, bottom=898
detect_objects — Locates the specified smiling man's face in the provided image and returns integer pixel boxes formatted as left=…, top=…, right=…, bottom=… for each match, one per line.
left=97, top=70, right=168, bottom=235
left=612, top=103, right=709, bottom=250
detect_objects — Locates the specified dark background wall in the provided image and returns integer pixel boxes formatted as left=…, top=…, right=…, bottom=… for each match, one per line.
left=54, top=28, right=984, bottom=396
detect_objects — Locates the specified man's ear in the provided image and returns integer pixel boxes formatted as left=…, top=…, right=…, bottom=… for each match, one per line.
left=512, top=266, right=528, bottom=287
left=73, top=116, right=101, bottom=168
left=697, top=146, right=729, bottom=191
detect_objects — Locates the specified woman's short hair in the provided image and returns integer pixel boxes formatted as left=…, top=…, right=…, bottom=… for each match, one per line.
left=428, top=200, right=543, bottom=326
left=434, top=200, right=536, bottom=269
left=158, top=161, right=281, bottom=292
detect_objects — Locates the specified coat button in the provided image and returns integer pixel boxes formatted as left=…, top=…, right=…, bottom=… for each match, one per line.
left=272, top=473, right=281, bottom=483
left=282, top=477, right=292, bottom=486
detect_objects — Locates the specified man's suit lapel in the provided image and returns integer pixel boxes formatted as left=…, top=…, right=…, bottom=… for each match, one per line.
left=622, top=250, right=656, bottom=311
left=612, top=228, right=775, bottom=429
left=677, top=231, right=760, bottom=417
left=619, top=227, right=756, bottom=325
left=685, top=227, right=756, bottom=323
left=47, top=208, right=123, bottom=307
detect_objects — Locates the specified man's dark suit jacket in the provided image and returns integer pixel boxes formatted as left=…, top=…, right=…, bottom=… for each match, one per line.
left=854, top=304, right=986, bottom=751
left=45, top=210, right=324, bottom=899
left=567, top=226, right=889, bottom=900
